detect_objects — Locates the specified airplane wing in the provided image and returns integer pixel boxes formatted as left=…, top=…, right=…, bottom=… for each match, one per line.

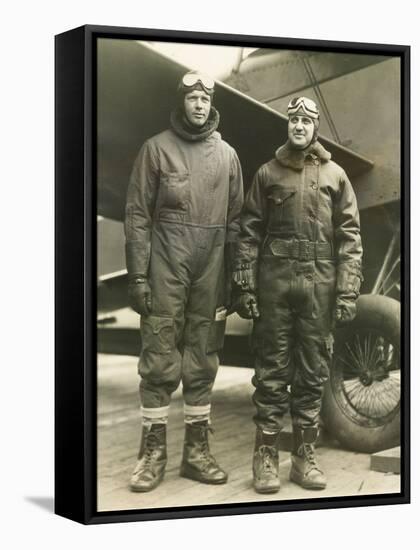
left=225, top=49, right=387, bottom=104
left=97, top=39, right=374, bottom=222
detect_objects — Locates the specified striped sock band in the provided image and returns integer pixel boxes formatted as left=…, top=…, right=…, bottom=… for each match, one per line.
left=184, top=403, right=211, bottom=424
left=141, top=405, right=169, bottom=427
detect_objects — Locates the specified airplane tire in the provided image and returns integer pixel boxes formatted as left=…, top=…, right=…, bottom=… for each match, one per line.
left=321, top=294, right=401, bottom=453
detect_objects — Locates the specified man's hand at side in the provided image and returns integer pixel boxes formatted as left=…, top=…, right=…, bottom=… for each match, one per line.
left=128, top=277, right=152, bottom=316
left=234, top=292, right=260, bottom=320
left=334, top=297, right=356, bottom=325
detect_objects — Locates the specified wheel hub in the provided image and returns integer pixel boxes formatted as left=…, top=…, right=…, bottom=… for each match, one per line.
left=359, top=373, right=373, bottom=386
left=331, top=329, right=400, bottom=427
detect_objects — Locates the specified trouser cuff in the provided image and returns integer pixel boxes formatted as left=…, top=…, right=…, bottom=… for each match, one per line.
left=184, top=403, right=211, bottom=424
left=291, top=419, right=320, bottom=430
left=141, top=405, right=169, bottom=426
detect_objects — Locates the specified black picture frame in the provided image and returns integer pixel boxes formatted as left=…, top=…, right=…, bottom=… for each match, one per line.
left=55, top=24, right=410, bottom=525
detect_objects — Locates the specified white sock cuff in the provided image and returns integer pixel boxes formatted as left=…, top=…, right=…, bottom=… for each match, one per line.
left=183, top=404, right=211, bottom=417
left=141, top=405, right=169, bottom=424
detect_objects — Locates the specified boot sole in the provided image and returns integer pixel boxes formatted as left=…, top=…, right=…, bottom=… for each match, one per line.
left=129, top=474, right=165, bottom=492
left=289, top=469, right=326, bottom=490
left=130, top=485, right=159, bottom=493
left=180, top=466, right=228, bottom=485
left=253, top=484, right=281, bottom=494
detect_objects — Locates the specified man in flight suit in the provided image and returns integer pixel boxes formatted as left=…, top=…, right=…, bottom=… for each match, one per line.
left=233, top=97, right=362, bottom=493
left=125, top=71, right=243, bottom=492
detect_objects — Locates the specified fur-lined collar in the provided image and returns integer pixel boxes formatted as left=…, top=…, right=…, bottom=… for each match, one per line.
left=275, top=140, right=331, bottom=171
left=170, top=106, right=220, bottom=142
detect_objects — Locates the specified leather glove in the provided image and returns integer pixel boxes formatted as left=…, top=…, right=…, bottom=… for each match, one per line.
left=334, top=297, right=356, bottom=325
left=234, top=292, right=260, bottom=320
left=335, top=262, right=362, bottom=325
left=128, top=277, right=152, bottom=316
left=232, top=262, right=257, bottom=293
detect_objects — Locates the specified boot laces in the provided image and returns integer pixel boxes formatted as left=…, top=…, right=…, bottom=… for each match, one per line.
left=259, top=445, right=277, bottom=474
left=143, top=433, right=160, bottom=466
left=302, top=443, right=321, bottom=472
left=197, top=426, right=217, bottom=469
left=199, top=442, right=216, bottom=466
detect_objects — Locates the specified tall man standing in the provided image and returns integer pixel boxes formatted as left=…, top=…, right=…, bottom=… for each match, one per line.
left=233, top=97, right=362, bottom=493
left=125, top=71, right=243, bottom=492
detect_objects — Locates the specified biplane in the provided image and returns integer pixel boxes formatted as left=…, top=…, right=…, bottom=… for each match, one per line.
left=96, top=39, right=401, bottom=454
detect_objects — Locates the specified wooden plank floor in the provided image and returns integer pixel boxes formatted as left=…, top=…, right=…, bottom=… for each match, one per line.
left=97, top=354, right=401, bottom=512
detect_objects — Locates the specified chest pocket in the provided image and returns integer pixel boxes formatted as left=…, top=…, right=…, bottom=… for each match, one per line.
left=267, top=188, right=296, bottom=226
left=160, top=172, right=190, bottom=211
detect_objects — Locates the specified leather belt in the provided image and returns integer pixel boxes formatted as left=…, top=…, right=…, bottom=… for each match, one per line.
left=269, top=239, right=334, bottom=260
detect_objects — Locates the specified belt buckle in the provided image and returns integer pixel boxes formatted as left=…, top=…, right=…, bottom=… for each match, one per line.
left=289, top=240, right=299, bottom=260
left=299, top=240, right=311, bottom=261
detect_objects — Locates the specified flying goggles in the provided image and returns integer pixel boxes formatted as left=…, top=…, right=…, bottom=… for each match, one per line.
left=287, top=96, right=319, bottom=119
left=180, top=72, right=215, bottom=93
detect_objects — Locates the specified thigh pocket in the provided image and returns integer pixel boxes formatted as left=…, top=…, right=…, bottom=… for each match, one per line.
left=141, top=315, right=174, bottom=354
left=206, top=308, right=227, bottom=354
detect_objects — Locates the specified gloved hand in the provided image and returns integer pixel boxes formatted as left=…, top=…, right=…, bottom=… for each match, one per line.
left=335, top=263, right=362, bottom=325
left=234, top=292, right=260, bottom=320
left=128, top=277, right=152, bottom=316
left=232, top=262, right=257, bottom=293
left=334, top=297, right=356, bottom=325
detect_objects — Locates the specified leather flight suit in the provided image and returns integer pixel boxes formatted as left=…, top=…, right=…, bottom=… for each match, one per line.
left=235, top=140, right=362, bottom=431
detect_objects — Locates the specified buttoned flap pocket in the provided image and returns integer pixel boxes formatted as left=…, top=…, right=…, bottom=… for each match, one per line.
left=267, top=187, right=296, bottom=224
left=160, top=171, right=190, bottom=210
left=141, top=315, right=174, bottom=354
left=206, top=308, right=227, bottom=354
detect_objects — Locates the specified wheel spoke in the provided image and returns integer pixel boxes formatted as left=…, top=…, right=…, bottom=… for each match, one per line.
left=343, top=376, right=400, bottom=418
left=338, top=355, right=361, bottom=375
left=325, top=297, right=401, bottom=448
left=345, top=341, right=365, bottom=374
left=334, top=329, right=400, bottom=422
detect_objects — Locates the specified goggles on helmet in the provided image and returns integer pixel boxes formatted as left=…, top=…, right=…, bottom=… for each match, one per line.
left=287, top=97, right=319, bottom=119
left=180, top=72, right=215, bottom=92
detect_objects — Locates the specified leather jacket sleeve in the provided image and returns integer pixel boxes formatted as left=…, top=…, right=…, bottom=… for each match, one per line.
left=333, top=169, right=363, bottom=298
left=234, top=166, right=268, bottom=270
left=124, top=140, right=159, bottom=279
left=226, top=149, right=244, bottom=244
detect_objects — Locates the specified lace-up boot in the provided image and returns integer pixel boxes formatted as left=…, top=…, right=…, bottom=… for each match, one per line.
left=252, top=428, right=281, bottom=494
left=130, top=423, right=167, bottom=492
left=290, top=427, right=327, bottom=490
left=180, top=421, right=228, bottom=484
